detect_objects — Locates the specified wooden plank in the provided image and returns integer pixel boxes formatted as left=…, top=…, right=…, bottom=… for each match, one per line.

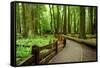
left=40, top=51, right=56, bottom=64
left=18, top=55, right=34, bottom=66
left=40, top=48, right=55, bottom=60
left=40, top=42, right=55, bottom=50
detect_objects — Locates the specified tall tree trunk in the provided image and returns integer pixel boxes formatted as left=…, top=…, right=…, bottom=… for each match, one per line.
left=63, top=6, right=67, bottom=35
left=28, top=4, right=34, bottom=37
left=31, top=4, right=35, bottom=37
left=70, top=13, right=72, bottom=33
left=22, top=4, right=28, bottom=38
left=88, top=7, right=94, bottom=34
left=90, top=7, right=94, bottom=34
left=74, top=9, right=76, bottom=33
left=34, top=5, right=39, bottom=34
left=49, top=5, right=53, bottom=33
left=68, top=6, right=71, bottom=33
left=16, top=3, right=21, bottom=34
left=52, top=6, right=54, bottom=33
left=76, top=19, right=80, bottom=33
left=61, top=7, right=64, bottom=33
left=52, top=6, right=56, bottom=35
left=79, top=6, right=86, bottom=39
left=57, top=6, right=60, bottom=33
left=93, top=7, right=97, bottom=34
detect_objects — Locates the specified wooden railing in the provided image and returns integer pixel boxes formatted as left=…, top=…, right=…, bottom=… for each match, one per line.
left=18, top=37, right=66, bottom=66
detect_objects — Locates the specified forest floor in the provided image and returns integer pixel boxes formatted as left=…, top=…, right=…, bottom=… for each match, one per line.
left=16, top=34, right=97, bottom=64
left=48, top=39, right=96, bottom=63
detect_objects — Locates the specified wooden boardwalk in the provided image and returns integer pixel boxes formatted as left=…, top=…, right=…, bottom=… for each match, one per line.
left=48, top=39, right=96, bottom=63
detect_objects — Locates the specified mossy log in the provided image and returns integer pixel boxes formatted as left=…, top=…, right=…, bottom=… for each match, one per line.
left=64, top=36, right=96, bottom=48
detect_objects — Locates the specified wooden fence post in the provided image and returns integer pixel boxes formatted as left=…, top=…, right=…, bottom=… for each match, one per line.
left=55, top=41, right=58, bottom=53
left=63, top=38, right=66, bottom=47
left=32, top=45, right=40, bottom=65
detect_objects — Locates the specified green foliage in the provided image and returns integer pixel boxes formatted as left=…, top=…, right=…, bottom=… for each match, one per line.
left=16, top=47, right=31, bottom=58
left=16, top=35, right=55, bottom=58
left=16, top=35, right=55, bottom=47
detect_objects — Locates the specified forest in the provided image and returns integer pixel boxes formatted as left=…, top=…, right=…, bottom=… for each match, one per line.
left=16, top=3, right=97, bottom=65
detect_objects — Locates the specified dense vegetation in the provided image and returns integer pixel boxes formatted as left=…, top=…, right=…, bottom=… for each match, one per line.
left=16, top=3, right=97, bottom=64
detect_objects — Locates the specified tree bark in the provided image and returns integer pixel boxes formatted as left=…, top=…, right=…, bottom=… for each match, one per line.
left=79, top=6, right=86, bottom=39
left=49, top=5, right=53, bottom=33
left=63, top=6, right=67, bottom=35
left=57, top=6, right=60, bottom=33
left=68, top=6, right=71, bottom=33
left=74, top=8, right=76, bottom=33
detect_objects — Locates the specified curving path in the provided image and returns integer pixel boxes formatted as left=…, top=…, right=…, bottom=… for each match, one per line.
left=48, top=39, right=96, bottom=63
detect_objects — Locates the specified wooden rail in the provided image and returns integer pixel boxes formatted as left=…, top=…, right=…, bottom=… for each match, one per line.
left=17, top=36, right=66, bottom=66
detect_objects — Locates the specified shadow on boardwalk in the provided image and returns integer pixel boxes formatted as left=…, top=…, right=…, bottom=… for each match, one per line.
left=48, top=39, right=96, bottom=63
